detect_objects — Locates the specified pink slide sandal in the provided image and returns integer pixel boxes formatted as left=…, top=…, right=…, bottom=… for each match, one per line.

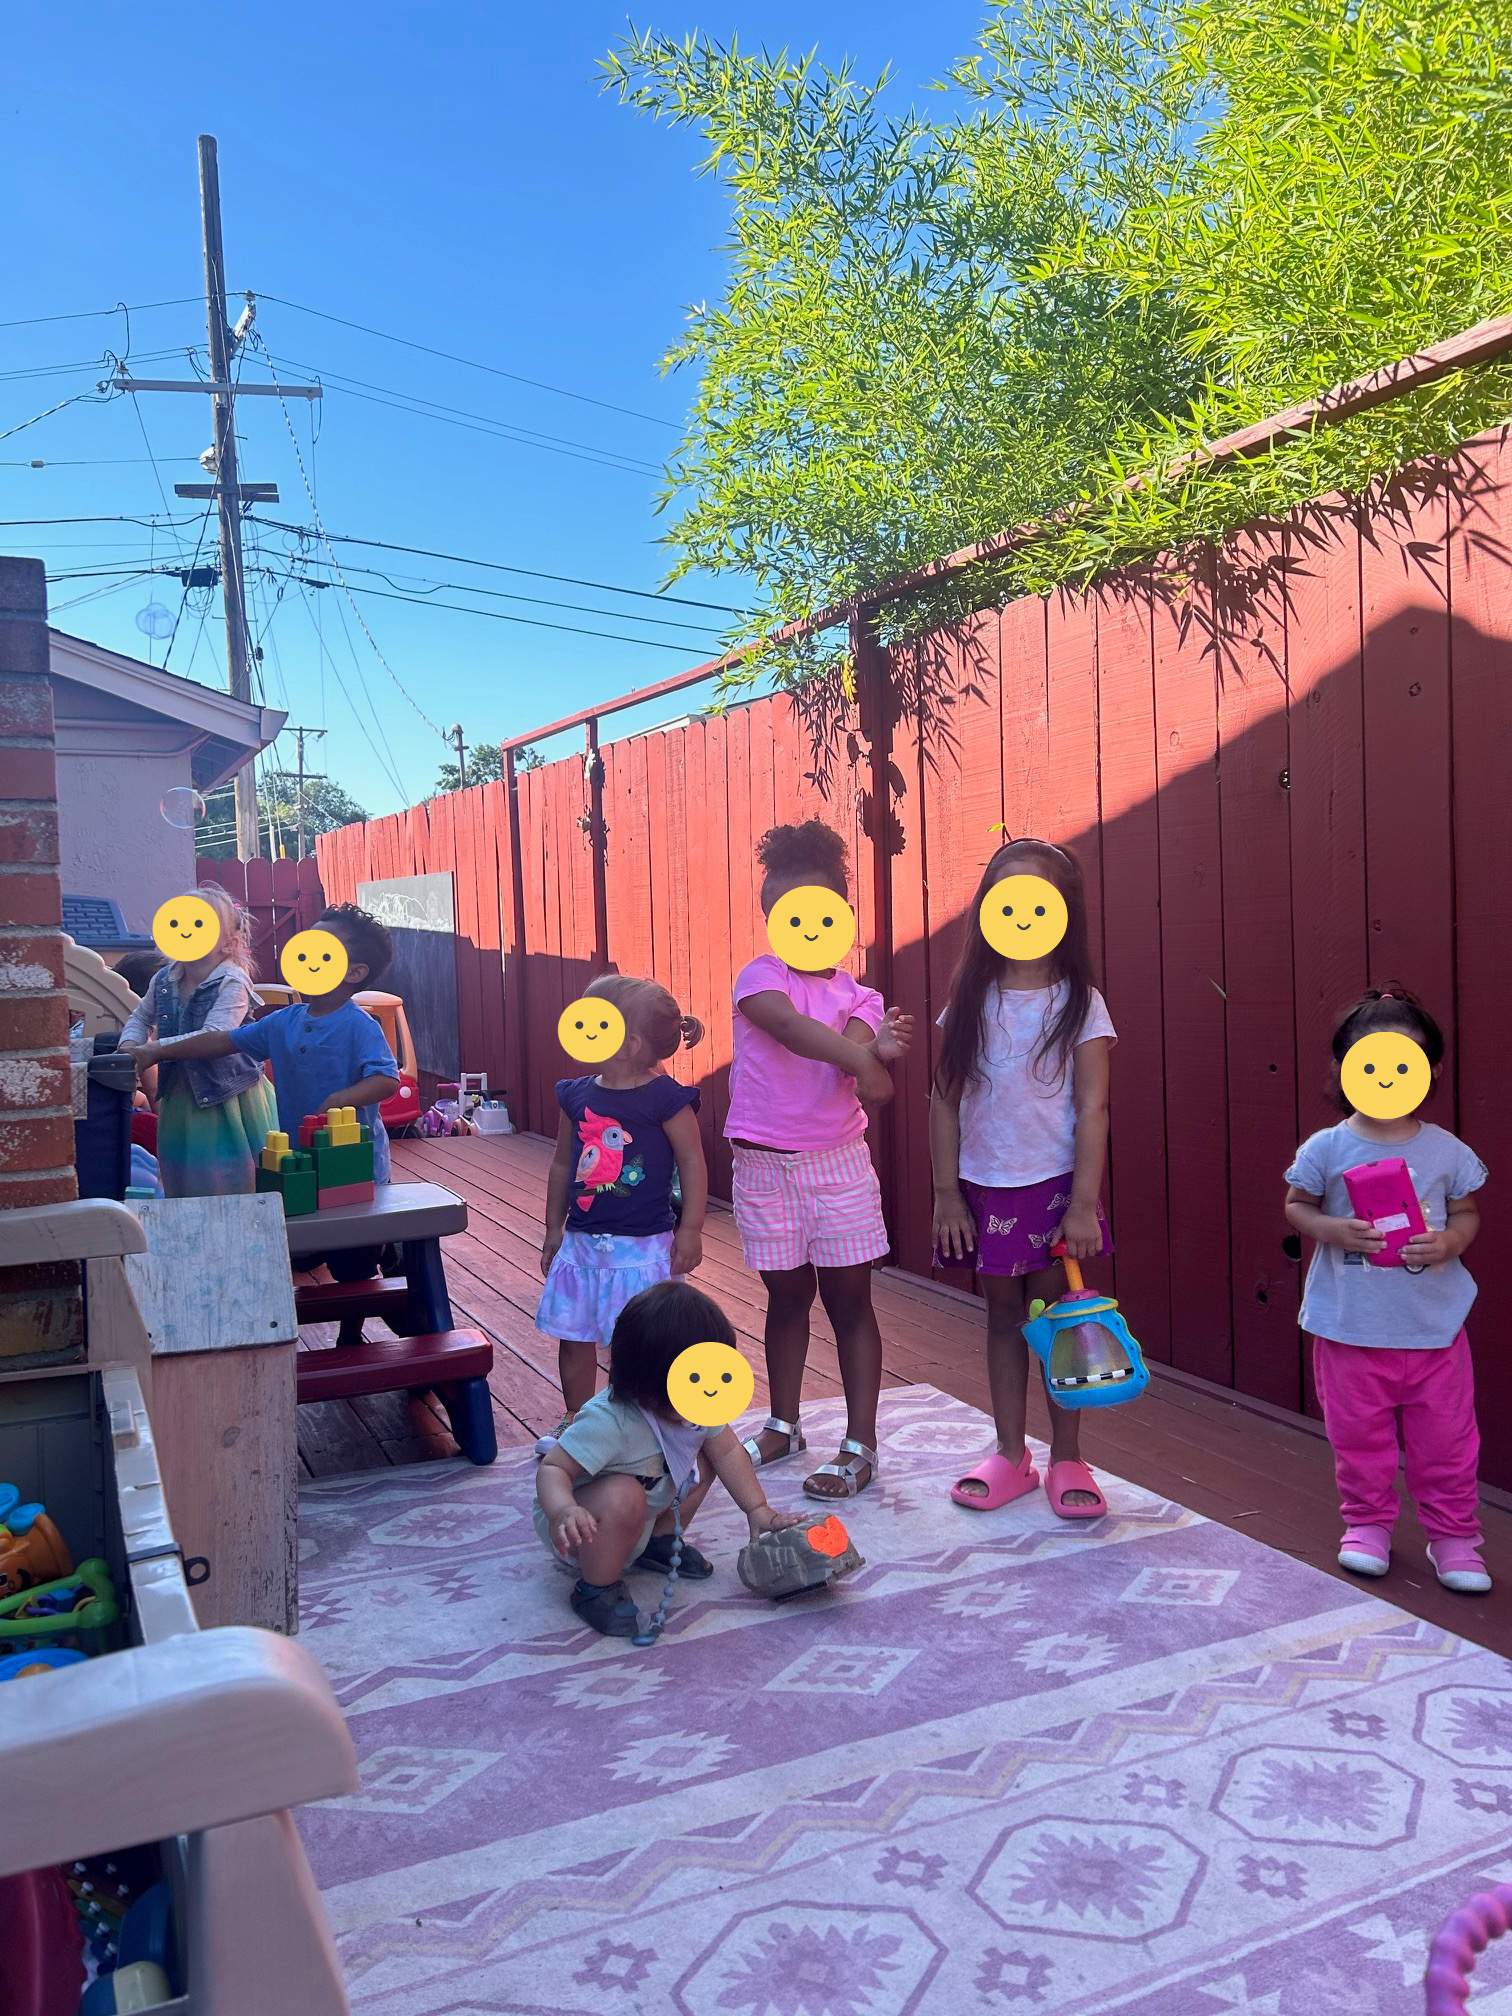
left=1046, top=1459, right=1108, bottom=1520
left=951, top=1448, right=1039, bottom=1511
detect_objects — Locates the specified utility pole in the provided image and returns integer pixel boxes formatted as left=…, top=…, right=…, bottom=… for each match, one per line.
left=197, top=136, right=260, bottom=862
left=449, top=723, right=467, bottom=791
left=107, top=139, right=320, bottom=866
left=288, top=724, right=327, bottom=861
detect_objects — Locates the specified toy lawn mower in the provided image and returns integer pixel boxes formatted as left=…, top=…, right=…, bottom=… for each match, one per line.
left=1022, top=1242, right=1148, bottom=1410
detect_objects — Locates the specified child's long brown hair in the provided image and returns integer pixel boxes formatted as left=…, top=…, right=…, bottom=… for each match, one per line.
left=934, top=839, right=1095, bottom=1097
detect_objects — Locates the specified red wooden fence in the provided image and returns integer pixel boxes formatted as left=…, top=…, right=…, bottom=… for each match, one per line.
left=197, top=854, right=325, bottom=985
left=317, top=433, right=1512, bottom=1486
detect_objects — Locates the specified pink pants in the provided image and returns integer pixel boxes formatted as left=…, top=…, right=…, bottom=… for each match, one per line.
left=1312, top=1331, right=1482, bottom=1543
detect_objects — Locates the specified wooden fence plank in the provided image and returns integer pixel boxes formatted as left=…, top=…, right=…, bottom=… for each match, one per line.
left=1215, top=525, right=1301, bottom=1408
left=1094, top=573, right=1172, bottom=1362
left=1450, top=431, right=1512, bottom=1489
left=1153, top=556, right=1232, bottom=1385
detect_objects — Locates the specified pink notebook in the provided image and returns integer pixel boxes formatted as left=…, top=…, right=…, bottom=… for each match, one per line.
left=1343, top=1157, right=1426, bottom=1267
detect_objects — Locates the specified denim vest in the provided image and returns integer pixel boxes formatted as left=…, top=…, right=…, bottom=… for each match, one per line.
left=152, top=966, right=266, bottom=1109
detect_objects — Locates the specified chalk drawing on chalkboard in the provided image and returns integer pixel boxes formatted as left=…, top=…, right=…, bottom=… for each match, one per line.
left=357, top=872, right=456, bottom=935
left=356, top=874, right=459, bottom=1077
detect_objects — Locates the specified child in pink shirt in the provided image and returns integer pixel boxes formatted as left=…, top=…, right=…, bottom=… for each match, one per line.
left=726, top=820, right=912, bottom=1499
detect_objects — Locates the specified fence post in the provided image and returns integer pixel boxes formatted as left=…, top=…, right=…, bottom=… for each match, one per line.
left=584, top=717, right=609, bottom=971
left=853, top=610, right=898, bottom=1247
left=504, top=744, right=531, bottom=1132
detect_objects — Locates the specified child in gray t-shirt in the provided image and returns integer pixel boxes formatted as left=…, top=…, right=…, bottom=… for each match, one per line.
left=1285, top=986, right=1489, bottom=1596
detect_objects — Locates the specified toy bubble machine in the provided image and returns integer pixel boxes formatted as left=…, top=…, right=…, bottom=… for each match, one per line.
left=1022, top=1241, right=1148, bottom=1409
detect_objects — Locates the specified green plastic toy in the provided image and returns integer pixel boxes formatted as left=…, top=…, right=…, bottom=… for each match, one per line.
left=0, top=1558, right=120, bottom=1655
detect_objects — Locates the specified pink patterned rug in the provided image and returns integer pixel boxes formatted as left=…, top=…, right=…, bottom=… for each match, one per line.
left=295, top=1385, right=1512, bottom=2014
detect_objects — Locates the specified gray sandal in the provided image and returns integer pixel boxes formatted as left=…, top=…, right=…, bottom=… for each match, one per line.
left=804, top=1437, right=878, bottom=1500
left=741, top=1415, right=806, bottom=1467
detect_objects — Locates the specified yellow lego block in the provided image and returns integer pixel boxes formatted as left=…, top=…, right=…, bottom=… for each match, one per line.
left=260, top=1129, right=291, bottom=1171
left=325, top=1105, right=362, bottom=1146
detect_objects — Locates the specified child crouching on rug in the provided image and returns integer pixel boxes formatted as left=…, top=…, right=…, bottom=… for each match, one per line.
left=535, top=1280, right=805, bottom=1637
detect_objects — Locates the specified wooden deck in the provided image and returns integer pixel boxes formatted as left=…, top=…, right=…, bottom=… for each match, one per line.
left=295, top=1131, right=1512, bottom=1660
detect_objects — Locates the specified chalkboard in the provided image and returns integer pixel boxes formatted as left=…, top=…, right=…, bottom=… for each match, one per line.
left=357, top=873, right=459, bottom=1079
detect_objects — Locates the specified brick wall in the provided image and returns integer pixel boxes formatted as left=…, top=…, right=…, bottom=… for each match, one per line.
left=0, top=555, right=83, bottom=1365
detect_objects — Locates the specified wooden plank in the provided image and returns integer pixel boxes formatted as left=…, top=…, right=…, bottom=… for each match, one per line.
left=1215, top=524, right=1302, bottom=1408
left=681, top=720, right=718, bottom=1170
left=1153, top=555, right=1232, bottom=1385
left=1043, top=585, right=1103, bottom=950
left=1093, top=572, right=1172, bottom=1362
left=884, top=648, right=933, bottom=1274
left=661, top=728, right=693, bottom=1064
left=644, top=729, right=674, bottom=1014
left=1449, top=434, right=1512, bottom=1491
left=1360, top=478, right=1456, bottom=1076
left=999, top=594, right=1049, bottom=842
left=698, top=710, right=735, bottom=1194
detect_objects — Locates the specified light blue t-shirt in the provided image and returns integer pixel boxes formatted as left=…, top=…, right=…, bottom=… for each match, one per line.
left=1285, top=1120, right=1488, bottom=1350
left=230, top=1001, right=397, bottom=1182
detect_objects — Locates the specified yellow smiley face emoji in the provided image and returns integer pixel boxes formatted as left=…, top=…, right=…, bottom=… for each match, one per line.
left=151, top=893, right=221, bottom=961
left=979, top=873, right=1069, bottom=961
left=1340, top=1031, right=1431, bottom=1119
left=667, top=1341, right=756, bottom=1428
left=558, top=996, right=626, bottom=1064
left=766, top=886, right=858, bottom=972
left=280, top=928, right=350, bottom=996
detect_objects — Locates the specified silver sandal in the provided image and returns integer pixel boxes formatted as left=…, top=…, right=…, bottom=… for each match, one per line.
left=742, top=1416, right=806, bottom=1467
left=803, top=1438, right=878, bottom=1500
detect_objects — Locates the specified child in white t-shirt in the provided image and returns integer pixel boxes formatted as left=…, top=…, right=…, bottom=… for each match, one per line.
left=930, top=839, right=1116, bottom=1519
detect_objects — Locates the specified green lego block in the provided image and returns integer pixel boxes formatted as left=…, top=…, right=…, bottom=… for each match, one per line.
left=256, top=1153, right=318, bottom=1217
left=311, top=1135, right=375, bottom=1190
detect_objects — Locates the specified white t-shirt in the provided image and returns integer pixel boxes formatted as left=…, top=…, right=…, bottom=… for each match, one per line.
left=938, top=983, right=1116, bottom=1188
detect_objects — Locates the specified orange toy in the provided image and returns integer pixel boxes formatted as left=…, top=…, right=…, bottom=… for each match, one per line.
left=0, top=1487, right=73, bottom=1600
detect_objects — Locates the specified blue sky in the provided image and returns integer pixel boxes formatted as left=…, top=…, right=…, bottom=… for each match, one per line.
left=3, top=3, right=989, bottom=822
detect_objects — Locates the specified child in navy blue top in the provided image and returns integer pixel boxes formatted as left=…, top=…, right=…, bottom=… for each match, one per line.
left=537, top=974, right=708, bottom=1438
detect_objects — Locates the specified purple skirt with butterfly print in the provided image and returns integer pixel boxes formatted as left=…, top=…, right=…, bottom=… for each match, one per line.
left=934, top=1172, right=1112, bottom=1278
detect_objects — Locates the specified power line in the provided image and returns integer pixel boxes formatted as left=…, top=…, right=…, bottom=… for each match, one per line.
left=264, top=357, right=663, bottom=477
left=0, top=387, right=116, bottom=445
left=274, top=570, right=717, bottom=654
left=255, top=329, right=444, bottom=750
left=243, top=537, right=723, bottom=638
left=0, top=457, right=204, bottom=468
left=249, top=517, right=740, bottom=612
left=248, top=291, right=679, bottom=431
left=0, top=297, right=202, bottom=331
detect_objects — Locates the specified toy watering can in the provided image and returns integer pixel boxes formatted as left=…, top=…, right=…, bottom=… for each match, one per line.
left=1022, top=1242, right=1148, bottom=1410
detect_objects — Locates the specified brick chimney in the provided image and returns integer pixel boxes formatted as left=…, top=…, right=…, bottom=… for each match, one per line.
left=0, top=555, right=84, bottom=1366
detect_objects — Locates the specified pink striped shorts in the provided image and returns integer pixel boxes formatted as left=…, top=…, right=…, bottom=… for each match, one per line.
left=731, top=1138, right=889, bottom=1273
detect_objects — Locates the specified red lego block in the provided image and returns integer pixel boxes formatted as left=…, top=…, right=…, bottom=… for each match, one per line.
left=298, top=1113, right=327, bottom=1150
left=317, top=1179, right=375, bottom=1209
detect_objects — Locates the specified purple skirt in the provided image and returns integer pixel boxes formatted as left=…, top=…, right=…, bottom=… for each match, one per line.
left=935, top=1173, right=1112, bottom=1278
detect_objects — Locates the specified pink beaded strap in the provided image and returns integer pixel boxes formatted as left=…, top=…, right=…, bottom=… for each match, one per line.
left=1425, top=1885, right=1512, bottom=2011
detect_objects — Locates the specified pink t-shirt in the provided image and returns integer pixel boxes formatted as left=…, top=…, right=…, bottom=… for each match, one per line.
left=725, top=955, right=885, bottom=1150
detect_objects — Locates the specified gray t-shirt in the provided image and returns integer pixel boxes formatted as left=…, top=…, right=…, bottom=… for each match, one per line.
left=1285, top=1121, right=1488, bottom=1350
left=540, top=1390, right=720, bottom=1517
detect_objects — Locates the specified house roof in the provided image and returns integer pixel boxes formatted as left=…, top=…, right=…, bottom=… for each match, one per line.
left=48, top=629, right=286, bottom=791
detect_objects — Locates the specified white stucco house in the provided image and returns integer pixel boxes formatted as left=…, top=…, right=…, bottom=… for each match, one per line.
left=50, top=631, right=285, bottom=935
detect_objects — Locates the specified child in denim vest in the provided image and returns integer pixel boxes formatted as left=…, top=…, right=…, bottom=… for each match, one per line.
left=119, top=883, right=276, bottom=1196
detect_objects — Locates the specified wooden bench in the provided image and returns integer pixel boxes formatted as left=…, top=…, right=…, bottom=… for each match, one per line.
left=295, top=1330, right=497, bottom=1465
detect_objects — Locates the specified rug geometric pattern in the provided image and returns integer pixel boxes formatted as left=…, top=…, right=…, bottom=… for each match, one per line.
left=295, top=1386, right=1512, bottom=2013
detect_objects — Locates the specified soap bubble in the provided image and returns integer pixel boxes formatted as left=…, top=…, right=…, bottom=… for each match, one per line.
left=160, top=787, right=206, bottom=830
left=135, top=602, right=174, bottom=641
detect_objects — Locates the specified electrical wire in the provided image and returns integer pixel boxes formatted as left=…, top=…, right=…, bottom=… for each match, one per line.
left=0, top=457, right=203, bottom=468
left=0, top=388, right=115, bottom=445
left=0, top=297, right=202, bottom=331
left=247, top=291, right=679, bottom=430
left=244, top=536, right=723, bottom=638
left=254, top=330, right=447, bottom=746
left=249, top=517, right=739, bottom=612
left=249, top=347, right=663, bottom=478
left=273, top=569, right=718, bottom=654
left=296, top=577, right=410, bottom=802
